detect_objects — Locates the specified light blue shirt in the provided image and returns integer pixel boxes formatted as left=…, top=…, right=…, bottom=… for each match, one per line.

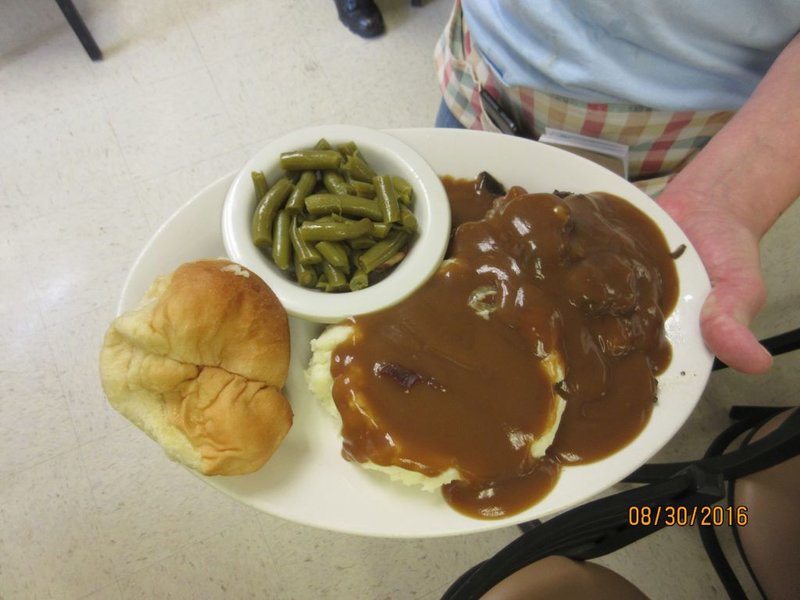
left=461, top=0, right=800, bottom=110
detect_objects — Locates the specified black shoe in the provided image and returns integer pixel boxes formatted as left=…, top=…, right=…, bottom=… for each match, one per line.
left=334, top=0, right=385, bottom=38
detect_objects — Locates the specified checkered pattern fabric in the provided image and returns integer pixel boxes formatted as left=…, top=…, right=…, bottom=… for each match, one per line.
left=434, top=1, right=735, bottom=197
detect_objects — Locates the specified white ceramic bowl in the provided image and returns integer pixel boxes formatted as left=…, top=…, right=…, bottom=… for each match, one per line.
left=222, top=125, right=451, bottom=322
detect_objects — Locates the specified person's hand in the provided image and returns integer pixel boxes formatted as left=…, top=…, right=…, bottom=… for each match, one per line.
left=653, top=33, right=800, bottom=373
left=658, top=191, right=773, bottom=373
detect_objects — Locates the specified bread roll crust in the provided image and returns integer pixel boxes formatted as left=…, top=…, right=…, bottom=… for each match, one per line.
left=100, top=259, right=292, bottom=476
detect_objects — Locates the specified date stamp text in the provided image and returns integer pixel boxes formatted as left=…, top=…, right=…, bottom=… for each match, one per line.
left=628, top=505, right=748, bottom=527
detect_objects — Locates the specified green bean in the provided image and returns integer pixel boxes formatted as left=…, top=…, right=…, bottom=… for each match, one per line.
left=391, top=176, right=413, bottom=196
left=314, top=241, right=350, bottom=271
left=285, top=170, right=317, bottom=214
left=373, top=174, right=400, bottom=223
left=398, top=205, right=418, bottom=232
left=293, top=252, right=318, bottom=288
left=252, top=177, right=293, bottom=248
left=372, top=222, right=392, bottom=239
left=289, top=215, right=322, bottom=266
left=280, top=149, right=343, bottom=171
left=392, top=176, right=413, bottom=206
left=322, top=170, right=353, bottom=195
left=321, top=261, right=348, bottom=292
left=304, top=194, right=383, bottom=221
left=298, top=218, right=373, bottom=242
left=337, top=141, right=359, bottom=156
left=314, top=138, right=333, bottom=151
left=349, top=269, right=369, bottom=291
left=357, top=230, right=409, bottom=273
left=313, top=213, right=346, bottom=223
left=349, top=179, right=376, bottom=198
left=251, top=171, right=269, bottom=200
left=347, top=236, right=377, bottom=250
left=271, top=210, right=292, bottom=270
left=350, top=248, right=364, bottom=266
left=343, top=152, right=376, bottom=182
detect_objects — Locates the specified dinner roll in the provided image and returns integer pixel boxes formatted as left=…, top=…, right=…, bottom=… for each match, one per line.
left=100, top=259, right=292, bottom=476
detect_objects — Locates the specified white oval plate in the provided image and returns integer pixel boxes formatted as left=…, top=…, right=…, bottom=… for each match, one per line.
left=119, top=129, right=713, bottom=538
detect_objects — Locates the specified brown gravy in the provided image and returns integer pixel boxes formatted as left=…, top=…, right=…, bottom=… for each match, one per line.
left=329, top=176, right=680, bottom=519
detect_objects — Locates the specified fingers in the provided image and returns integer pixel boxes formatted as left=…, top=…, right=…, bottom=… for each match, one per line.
left=695, top=235, right=771, bottom=373
left=700, top=291, right=773, bottom=373
left=657, top=194, right=773, bottom=373
left=695, top=226, right=771, bottom=373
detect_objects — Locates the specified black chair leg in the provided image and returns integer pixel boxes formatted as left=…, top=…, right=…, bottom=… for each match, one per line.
left=54, top=0, right=102, bottom=61
left=517, top=519, right=542, bottom=534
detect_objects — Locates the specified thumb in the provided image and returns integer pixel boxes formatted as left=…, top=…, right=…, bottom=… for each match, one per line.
left=657, top=193, right=772, bottom=374
left=699, top=281, right=772, bottom=373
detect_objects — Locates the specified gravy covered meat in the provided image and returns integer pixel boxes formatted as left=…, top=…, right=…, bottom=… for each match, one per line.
left=309, top=176, right=680, bottom=518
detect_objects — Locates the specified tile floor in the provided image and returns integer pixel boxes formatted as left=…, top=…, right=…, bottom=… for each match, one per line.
left=1, top=1, right=798, bottom=598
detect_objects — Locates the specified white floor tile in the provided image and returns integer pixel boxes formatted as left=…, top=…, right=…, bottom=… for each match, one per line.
left=0, top=100, right=133, bottom=222
left=0, top=229, right=46, bottom=343
left=177, top=0, right=301, bottom=64
left=0, top=448, right=116, bottom=599
left=133, top=148, right=248, bottom=231
left=48, top=307, right=132, bottom=445
left=103, top=68, right=241, bottom=181
left=13, top=187, right=150, bottom=327
left=257, top=519, right=518, bottom=599
left=0, top=0, right=101, bottom=131
left=205, top=47, right=344, bottom=150
left=117, top=516, right=282, bottom=599
left=0, top=332, right=78, bottom=476
left=87, top=0, right=207, bottom=99
left=80, top=425, right=257, bottom=577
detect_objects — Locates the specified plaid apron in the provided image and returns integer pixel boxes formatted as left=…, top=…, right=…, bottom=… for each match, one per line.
left=434, top=1, right=736, bottom=197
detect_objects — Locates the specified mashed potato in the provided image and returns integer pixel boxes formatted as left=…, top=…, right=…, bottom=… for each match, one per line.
left=306, top=323, right=566, bottom=492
